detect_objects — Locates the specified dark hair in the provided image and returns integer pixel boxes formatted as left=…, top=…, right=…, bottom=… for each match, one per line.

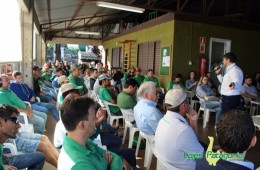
left=244, top=74, right=253, bottom=80
left=148, top=69, right=154, bottom=73
left=62, top=89, right=80, bottom=99
left=12, top=71, right=22, bottom=78
left=167, top=104, right=181, bottom=113
left=223, top=52, right=237, bottom=63
left=216, top=110, right=255, bottom=153
left=174, top=73, right=182, bottom=79
left=124, top=78, right=139, bottom=88
left=0, top=104, right=19, bottom=118
left=56, top=67, right=63, bottom=72
left=61, top=96, right=95, bottom=131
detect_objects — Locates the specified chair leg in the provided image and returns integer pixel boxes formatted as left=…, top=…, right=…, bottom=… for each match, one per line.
left=144, top=140, right=153, bottom=168
left=203, top=109, right=208, bottom=128
left=128, top=128, right=135, bottom=148
left=122, top=125, right=128, bottom=144
left=135, top=133, right=142, bottom=156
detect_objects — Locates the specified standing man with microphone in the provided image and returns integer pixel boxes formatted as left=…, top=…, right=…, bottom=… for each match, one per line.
left=221, top=52, right=243, bottom=113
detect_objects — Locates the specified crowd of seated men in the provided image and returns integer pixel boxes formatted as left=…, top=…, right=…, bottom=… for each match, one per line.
left=0, top=53, right=259, bottom=170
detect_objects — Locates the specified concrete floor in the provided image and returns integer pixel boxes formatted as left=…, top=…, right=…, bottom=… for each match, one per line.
left=43, top=112, right=260, bottom=170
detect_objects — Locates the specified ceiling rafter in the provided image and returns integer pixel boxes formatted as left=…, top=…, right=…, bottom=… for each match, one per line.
left=67, top=0, right=86, bottom=28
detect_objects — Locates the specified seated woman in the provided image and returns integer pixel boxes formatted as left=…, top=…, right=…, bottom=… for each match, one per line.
left=185, top=71, right=198, bottom=94
left=167, top=73, right=187, bottom=91
left=196, top=76, right=222, bottom=124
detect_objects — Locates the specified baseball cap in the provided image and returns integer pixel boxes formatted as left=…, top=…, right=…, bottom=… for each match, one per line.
left=58, top=75, right=68, bottom=84
left=32, top=66, right=42, bottom=71
left=60, top=83, right=83, bottom=94
left=98, top=74, right=111, bottom=81
left=165, top=88, right=187, bottom=108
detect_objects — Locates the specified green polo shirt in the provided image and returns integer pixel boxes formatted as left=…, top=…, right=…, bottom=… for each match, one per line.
left=0, top=144, right=6, bottom=170
left=68, top=74, right=87, bottom=95
left=117, top=91, right=137, bottom=109
left=41, top=69, right=52, bottom=81
left=143, top=76, right=160, bottom=88
left=0, top=89, right=26, bottom=109
left=99, top=87, right=120, bottom=114
left=167, top=80, right=188, bottom=91
left=58, top=135, right=123, bottom=170
left=133, top=75, right=145, bottom=86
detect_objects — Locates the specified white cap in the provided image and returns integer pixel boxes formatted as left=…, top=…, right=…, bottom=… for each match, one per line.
left=98, top=74, right=111, bottom=81
left=60, top=83, right=82, bottom=94
left=57, top=75, right=68, bottom=84
left=165, top=88, right=187, bottom=108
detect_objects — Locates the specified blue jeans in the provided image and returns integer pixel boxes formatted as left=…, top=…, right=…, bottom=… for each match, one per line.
left=202, top=101, right=222, bottom=124
left=42, top=87, right=57, bottom=101
left=109, top=148, right=140, bottom=169
left=9, top=152, right=45, bottom=169
left=37, top=95, right=51, bottom=103
left=31, top=102, right=60, bottom=121
left=100, top=133, right=122, bottom=150
left=28, top=110, right=46, bottom=134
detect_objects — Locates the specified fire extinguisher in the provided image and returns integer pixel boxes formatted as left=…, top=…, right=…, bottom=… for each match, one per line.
left=200, top=55, right=206, bottom=76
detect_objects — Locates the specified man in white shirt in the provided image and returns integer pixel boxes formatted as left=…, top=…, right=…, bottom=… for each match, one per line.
left=220, top=52, right=243, bottom=113
left=155, top=88, right=204, bottom=170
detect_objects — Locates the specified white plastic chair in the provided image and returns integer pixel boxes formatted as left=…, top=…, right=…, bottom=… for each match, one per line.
left=196, top=95, right=216, bottom=128
left=18, top=112, right=34, bottom=133
left=103, top=101, right=124, bottom=127
left=136, top=131, right=155, bottom=169
left=120, top=109, right=139, bottom=148
left=156, top=157, right=181, bottom=170
left=3, top=139, right=27, bottom=170
left=187, top=91, right=200, bottom=110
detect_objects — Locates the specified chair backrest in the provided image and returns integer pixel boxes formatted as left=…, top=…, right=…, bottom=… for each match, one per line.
left=187, top=91, right=195, bottom=98
left=103, top=100, right=117, bottom=116
left=120, top=109, right=135, bottom=123
left=140, top=131, right=155, bottom=148
left=3, top=139, right=18, bottom=157
left=18, top=112, right=34, bottom=133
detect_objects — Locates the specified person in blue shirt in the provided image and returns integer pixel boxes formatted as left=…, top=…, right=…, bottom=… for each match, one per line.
left=134, top=81, right=163, bottom=135
left=196, top=75, right=221, bottom=124
left=10, top=71, right=60, bottom=121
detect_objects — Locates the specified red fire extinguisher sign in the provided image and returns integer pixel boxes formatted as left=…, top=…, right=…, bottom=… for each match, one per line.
left=199, top=37, right=206, bottom=54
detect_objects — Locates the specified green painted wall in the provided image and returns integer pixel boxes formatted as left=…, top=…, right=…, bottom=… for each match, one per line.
left=173, top=20, right=260, bottom=79
left=103, top=21, right=174, bottom=89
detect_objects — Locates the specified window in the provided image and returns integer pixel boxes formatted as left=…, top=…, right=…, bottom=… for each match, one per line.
left=112, top=47, right=122, bottom=68
left=0, top=1, right=22, bottom=62
left=138, top=41, right=160, bottom=75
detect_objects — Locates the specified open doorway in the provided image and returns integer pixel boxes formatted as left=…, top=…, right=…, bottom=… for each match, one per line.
left=208, top=38, right=231, bottom=71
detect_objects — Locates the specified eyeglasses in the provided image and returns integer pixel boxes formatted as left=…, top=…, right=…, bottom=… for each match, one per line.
left=4, top=117, right=19, bottom=124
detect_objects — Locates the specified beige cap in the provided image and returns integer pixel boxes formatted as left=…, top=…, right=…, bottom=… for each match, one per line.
left=165, top=88, right=187, bottom=108
left=57, top=75, right=68, bottom=84
left=60, top=83, right=83, bottom=93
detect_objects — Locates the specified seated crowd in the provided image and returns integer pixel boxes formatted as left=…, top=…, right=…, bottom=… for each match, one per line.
left=0, top=52, right=259, bottom=170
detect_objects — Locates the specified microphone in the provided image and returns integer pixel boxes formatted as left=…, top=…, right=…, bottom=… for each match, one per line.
left=211, top=64, right=223, bottom=73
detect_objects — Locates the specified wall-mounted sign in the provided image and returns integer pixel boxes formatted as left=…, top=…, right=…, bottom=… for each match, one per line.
left=200, top=37, right=206, bottom=54
left=160, top=46, right=171, bottom=76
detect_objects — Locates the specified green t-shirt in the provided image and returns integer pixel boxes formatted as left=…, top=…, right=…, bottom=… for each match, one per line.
left=117, top=91, right=137, bottom=109
left=68, top=74, right=88, bottom=95
left=143, top=76, right=160, bottom=88
left=99, top=87, right=119, bottom=114
left=0, top=89, right=26, bottom=109
left=59, top=135, right=123, bottom=170
left=0, top=144, right=6, bottom=170
left=167, top=80, right=188, bottom=91
left=41, top=69, right=52, bottom=81
left=133, top=75, right=145, bottom=86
